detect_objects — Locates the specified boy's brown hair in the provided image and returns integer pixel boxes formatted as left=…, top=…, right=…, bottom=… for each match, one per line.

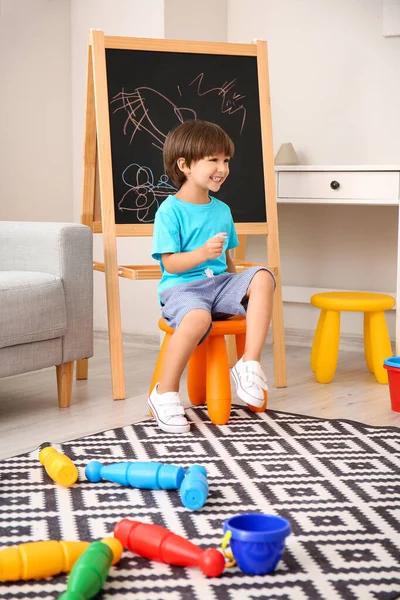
left=163, top=120, right=235, bottom=188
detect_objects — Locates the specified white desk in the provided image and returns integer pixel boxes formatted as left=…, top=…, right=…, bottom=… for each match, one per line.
left=274, top=165, right=400, bottom=351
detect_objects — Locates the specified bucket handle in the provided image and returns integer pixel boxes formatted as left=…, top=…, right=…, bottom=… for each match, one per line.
left=221, top=530, right=236, bottom=568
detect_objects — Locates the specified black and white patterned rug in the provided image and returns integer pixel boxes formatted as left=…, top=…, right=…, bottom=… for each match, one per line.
left=1, top=406, right=400, bottom=600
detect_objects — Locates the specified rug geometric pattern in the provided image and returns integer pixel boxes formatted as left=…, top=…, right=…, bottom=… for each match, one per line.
left=0, top=406, right=400, bottom=599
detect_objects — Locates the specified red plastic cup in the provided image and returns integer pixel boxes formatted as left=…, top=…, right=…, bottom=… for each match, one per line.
left=383, top=357, right=400, bottom=412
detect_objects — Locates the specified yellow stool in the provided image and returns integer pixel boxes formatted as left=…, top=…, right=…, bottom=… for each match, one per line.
left=310, top=292, right=394, bottom=384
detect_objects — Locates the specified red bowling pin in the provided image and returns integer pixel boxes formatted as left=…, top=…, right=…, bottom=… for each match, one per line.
left=114, top=518, right=225, bottom=577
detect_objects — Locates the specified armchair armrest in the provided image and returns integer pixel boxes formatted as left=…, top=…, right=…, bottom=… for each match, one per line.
left=0, top=222, right=93, bottom=363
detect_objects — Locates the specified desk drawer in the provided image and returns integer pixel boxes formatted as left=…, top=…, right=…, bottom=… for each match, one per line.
left=278, top=171, right=400, bottom=201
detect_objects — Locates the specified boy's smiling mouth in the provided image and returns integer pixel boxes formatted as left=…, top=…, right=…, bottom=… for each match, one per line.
left=211, top=176, right=223, bottom=183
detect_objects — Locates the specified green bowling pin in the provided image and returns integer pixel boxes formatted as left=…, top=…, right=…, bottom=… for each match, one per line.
left=59, top=538, right=122, bottom=599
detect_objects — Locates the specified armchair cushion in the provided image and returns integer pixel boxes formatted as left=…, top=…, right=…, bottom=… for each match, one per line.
left=0, top=271, right=67, bottom=349
left=0, top=222, right=93, bottom=364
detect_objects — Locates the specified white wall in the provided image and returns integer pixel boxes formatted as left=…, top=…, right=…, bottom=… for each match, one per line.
left=228, top=0, right=400, bottom=165
left=165, top=0, right=227, bottom=41
left=228, top=0, right=400, bottom=337
left=0, top=0, right=72, bottom=222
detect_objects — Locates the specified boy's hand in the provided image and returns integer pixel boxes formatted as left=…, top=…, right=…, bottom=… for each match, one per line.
left=202, top=233, right=227, bottom=260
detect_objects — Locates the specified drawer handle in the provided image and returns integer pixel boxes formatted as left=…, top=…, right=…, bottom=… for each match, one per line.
left=330, top=180, right=340, bottom=190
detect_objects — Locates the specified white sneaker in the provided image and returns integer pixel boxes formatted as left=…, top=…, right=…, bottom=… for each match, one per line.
left=148, top=384, right=190, bottom=433
left=231, top=357, right=268, bottom=408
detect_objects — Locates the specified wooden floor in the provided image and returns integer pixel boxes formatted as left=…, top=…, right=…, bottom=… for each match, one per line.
left=1, top=336, right=399, bottom=460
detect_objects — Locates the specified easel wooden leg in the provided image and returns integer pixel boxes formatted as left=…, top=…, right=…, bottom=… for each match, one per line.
left=227, top=234, right=246, bottom=367
left=271, top=277, right=287, bottom=387
left=103, top=263, right=125, bottom=401
left=56, top=362, right=74, bottom=408
left=76, top=358, right=89, bottom=380
left=91, top=30, right=125, bottom=400
left=256, top=40, right=287, bottom=388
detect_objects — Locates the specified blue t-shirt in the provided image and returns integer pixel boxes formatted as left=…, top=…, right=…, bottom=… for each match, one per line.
left=152, top=195, right=239, bottom=301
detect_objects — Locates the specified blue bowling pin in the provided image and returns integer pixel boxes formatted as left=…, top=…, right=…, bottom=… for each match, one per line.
left=180, top=465, right=209, bottom=510
left=85, top=460, right=184, bottom=490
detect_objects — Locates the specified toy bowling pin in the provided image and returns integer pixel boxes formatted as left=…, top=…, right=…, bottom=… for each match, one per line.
left=0, top=540, right=90, bottom=581
left=114, top=518, right=225, bottom=577
left=180, top=465, right=208, bottom=510
left=39, top=446, right=78, bottom=487
left=59, top=537, right=123, bottom=599
left=85, top=460, right=184, bottom=490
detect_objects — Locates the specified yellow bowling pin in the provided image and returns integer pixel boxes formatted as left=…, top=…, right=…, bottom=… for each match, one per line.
left=0, top=540, right=89, bottom=581
left=0, top=538, right=119, bottom=582
left=39, top=446, right=78, bottom=487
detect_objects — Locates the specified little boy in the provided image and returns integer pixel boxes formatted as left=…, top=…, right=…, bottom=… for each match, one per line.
left=150, top=120, right=275, bottom=433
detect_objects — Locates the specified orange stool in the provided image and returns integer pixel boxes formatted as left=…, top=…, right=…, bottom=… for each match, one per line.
left=149, top=317, right=267, bottom=425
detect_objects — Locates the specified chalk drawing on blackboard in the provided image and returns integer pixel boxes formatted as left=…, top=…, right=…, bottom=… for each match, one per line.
left=111, top=86, right=196, bottom=151
left=189, top=73, right=247, bottom=133
left=110, top=73, right=247, bottom=220
left=117, top=163, right=177, bottom=222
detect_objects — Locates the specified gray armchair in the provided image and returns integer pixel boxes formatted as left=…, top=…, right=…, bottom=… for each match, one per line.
left=0, top=222, right=93, bottom=407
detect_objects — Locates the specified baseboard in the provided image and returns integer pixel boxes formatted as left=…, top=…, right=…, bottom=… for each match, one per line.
left=95, top=328, right=373, bottom=353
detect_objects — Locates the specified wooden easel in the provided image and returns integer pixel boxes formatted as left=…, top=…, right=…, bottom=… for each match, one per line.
left=78, top=30, right=287, bottom=400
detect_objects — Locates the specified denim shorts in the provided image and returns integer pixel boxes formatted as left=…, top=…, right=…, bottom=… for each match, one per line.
left=160, top=266, right=275, bottom=343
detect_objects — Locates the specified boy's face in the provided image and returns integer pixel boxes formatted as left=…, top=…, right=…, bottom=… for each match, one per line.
left=181, top=153, right=230, bottom=193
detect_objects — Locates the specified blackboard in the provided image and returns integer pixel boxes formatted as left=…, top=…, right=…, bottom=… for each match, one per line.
left=105, top=49, right=266, bottom=225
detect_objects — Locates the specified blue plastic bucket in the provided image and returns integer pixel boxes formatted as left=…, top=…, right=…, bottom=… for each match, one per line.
left=223, top=513, right=291, bottom=575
